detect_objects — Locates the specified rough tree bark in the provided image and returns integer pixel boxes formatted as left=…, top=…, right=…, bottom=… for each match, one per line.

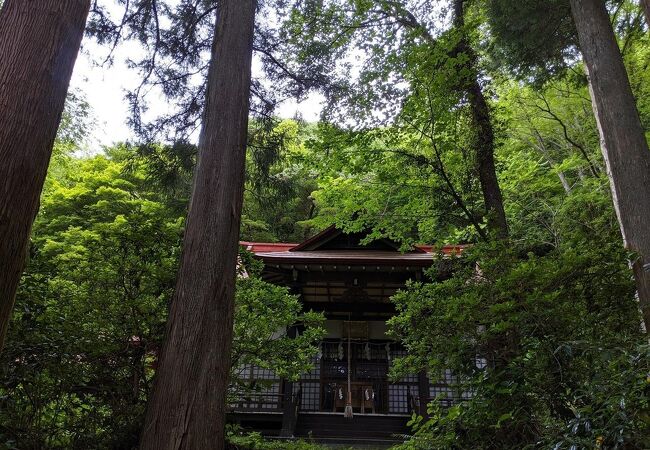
left=139, top=1, right=257, bottom=449
left=452, top=0, right=509, bottom=239
left=0, top=0, right=91, bottom=350
left=570, top=0, right=650, bottom=331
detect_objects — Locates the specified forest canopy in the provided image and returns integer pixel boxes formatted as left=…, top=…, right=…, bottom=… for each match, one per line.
left=0, top=0, right=649, bottom=449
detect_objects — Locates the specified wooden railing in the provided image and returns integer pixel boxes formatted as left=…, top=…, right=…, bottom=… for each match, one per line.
left=229, top=392, right=283, bottom=412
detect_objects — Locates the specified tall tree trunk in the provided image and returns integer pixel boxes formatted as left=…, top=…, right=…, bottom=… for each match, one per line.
left=0, top=0, right=91, bottom=350
left=641, top=0, right=650, bottom=29
left=139, top=1, right=256, bottom=449
left=387, top=1, right=507, bottom=238
left=532, top=130, right=572, bottom=194
left=452, top=0, right=509, bottom=239
left=570, top=0, right=650, bottom=331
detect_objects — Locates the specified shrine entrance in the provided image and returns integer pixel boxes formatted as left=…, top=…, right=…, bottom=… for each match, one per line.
left=294, top=337, right=422, bottom=415
left=319, top=339, right=390, bottom=414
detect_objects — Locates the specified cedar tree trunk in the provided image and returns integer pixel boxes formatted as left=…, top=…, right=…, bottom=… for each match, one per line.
left=570, top=0, right=650, bottom=331
left=139, top=1, right=256, bottom=449
left=0, top=0, right=91, bottom=350
left=453, top=0, right=509, bottom=239
left=641, top=0, right=650, bottom=29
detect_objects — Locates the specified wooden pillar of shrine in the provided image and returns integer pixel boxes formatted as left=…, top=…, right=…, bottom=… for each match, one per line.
left=417, top=370, right=430, bottom=418
left=279, top=324, right=298, bottom=437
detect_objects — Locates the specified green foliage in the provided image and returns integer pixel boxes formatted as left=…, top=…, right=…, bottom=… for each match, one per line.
left=277, top=0, right=514, bottom=244
left=242, top=120, right=321, bottom=242
left=494, top=75, right=614, bottom=248
left=301, top=122, right=485, bottom=247
left=482, top=0, right=578, bottom=83
left=1, top=155, right=181, bottom=449
left=56, top=90, right=94, bottom=151
left=3, top=2, right=650, bottom=448
left=0, top=150, right=324, bottom=449
left=226, top=426, right=328, bottom=450
left=620, top=10, right=650, bottom=134
left=481, top=0, right=638, bottom=85
left=383, top=21, right=650, bottom=443
left=126, top=141, right=197, bottom=211
left=124, top=120, right=319, bottom=243
left=232, top=271, right=325, bottom=387
left=293, top=11, right=505, bottom=244
left=388, top=234, right=649, bottom=448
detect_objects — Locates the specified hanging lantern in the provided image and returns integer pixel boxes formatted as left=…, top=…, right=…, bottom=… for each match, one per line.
left=338, top=341, right=344, bottom=361
left=365, top=342, right=371, bottom=360
left=385, top=342, right=391, bottom=361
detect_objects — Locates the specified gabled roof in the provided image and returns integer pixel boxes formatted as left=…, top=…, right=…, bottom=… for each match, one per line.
left=289, top=225, right=425, bottom=253
left=240, top=225, right=467, bottom=268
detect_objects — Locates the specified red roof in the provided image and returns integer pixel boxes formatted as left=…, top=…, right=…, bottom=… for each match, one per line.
left=240, top=241, right=467, bottom=257
left=240, top=242, right=297, bottom=253
left=417, top=244, right=468, bottom=256
left=240, top=226, right=467, bottom=268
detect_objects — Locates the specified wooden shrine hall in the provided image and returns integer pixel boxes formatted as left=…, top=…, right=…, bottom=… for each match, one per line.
left=230, top=226, right=465, bottom=445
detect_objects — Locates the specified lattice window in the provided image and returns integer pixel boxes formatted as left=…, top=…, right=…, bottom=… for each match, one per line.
left=384, top=346, right=419, bottom=414
left=427, top=368, right=474, bottom=408
left=233, top=364, right=252, bottom=380
left=391, top=349, right=418, bottom=383
left=295, top=382, right=320, bottom=411
left=230, top=364, right=282, bottom=411
left=251, top=366, right=277, bottom=380
left=258, top=383, right=281, bottom=409
left=442, top=368, right=459, bottom=384
left=370, top=344, right=387, bottom=360
left=461, top=389, right=474, bottom=400
left=429, top=385, right=454, bottom=407
left=398, top=373, right=418, bottom=383
left=235, top=364, right=278, bottom=381
left=301, top=355, right=320, bottom=380
left=388, top=384, right=409, bottom=413
left=355, top=361, right=388, bottom=380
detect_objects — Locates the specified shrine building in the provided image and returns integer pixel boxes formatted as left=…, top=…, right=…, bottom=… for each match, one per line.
left=230, top=225, right=466, bottom=446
